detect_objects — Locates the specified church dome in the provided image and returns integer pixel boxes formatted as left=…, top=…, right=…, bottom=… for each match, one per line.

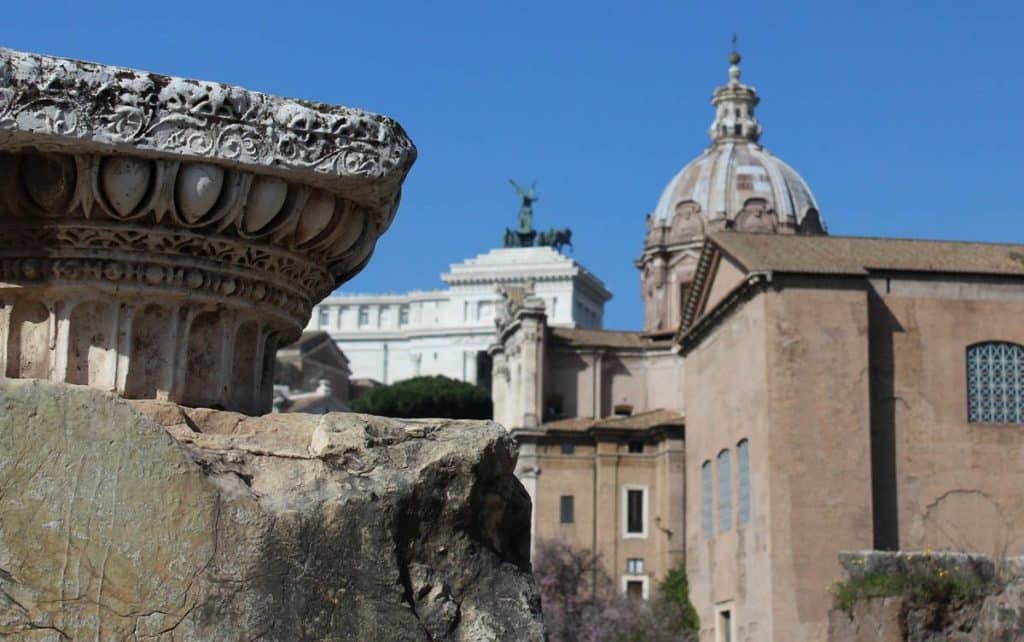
left=647, top=50, right=825, bottom=243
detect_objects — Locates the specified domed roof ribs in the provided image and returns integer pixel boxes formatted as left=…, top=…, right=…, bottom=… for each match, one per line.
left=710, top=142, right=734, bottom=221
left=691, top=154, right=713, bottom=212
left=754, top=147, right=794, bottom=225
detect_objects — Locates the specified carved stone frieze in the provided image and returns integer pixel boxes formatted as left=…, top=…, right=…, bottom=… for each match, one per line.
left=0, top=48, right=415, bottom=413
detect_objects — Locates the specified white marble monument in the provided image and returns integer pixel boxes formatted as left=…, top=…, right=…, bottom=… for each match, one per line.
left=307, top=245, right=611, bottom=386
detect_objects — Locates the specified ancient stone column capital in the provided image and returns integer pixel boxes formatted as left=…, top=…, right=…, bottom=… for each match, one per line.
left=0, top=48, right=415, bottom=413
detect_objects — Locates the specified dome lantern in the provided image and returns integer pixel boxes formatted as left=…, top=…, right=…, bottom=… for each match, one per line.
left=709, top=43, right=763, bottom=144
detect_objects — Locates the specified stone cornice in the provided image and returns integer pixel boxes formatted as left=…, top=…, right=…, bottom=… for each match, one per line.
left=326, top=325, right=497, bottom=342
left=0, top=49, right=416, bottom=212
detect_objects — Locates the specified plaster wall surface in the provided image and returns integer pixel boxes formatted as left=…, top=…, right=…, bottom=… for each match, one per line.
left=544, top=348, right=683, bottom=420
left=685, top=278, right=876, bottom=642
left=529, top=435, right=685, bottom=594
left=764, top=279, right=874, bottom=641
left=685, top=292, right=773, bottom=642
left=704, top=253, right=746, bottom=313
left=868, top=276, right=1024, bottom=557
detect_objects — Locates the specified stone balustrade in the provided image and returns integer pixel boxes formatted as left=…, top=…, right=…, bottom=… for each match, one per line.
left=0, top=48, right=416, bottom=413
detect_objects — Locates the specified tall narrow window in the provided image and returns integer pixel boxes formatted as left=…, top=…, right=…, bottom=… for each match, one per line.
left=718, top=450, right=732, bottom=533
left=318, top=307, right=329, bottom=327
left=624, top=487, right=646, bottom=536
left=702, top=460, right=713, bottom=538
left=560, top=495, right=574, bottom=524
left=358, top=306, right=369, bottom=327
left=967, top=342, right=1024, bottom=423
left=737, top=440, right=751, bottom=524
left=398, top=305, right=409, bottom=326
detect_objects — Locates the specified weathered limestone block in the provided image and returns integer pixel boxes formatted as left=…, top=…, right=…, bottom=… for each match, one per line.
left=0, top=48, right=416, bottom=413
left=0, top=379, right=544, bottom=640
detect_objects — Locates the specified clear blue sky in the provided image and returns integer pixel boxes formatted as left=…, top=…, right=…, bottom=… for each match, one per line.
left=7, top=1, right=1021, bottom=329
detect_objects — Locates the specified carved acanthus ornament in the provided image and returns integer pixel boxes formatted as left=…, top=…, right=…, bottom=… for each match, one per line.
left=0, top=48, right=416, bottom=413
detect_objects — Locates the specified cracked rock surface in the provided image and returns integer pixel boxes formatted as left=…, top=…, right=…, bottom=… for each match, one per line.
left=0, top=380, right=544, bottom=640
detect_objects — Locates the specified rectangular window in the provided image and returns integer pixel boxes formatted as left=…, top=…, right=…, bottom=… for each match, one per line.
left=318, top=307, right=329, bottom=327
left=379, top=307, right=391, bottom=328
left=718, top=450, right=732, bottom=533
left=358, top=306, right=369, bottom=327
left=628, top=440, right=644, bottom=454
left=560, top=442, right=575, bottom=455
left=738, top=440, right=751, bottom=524
left=968, top=342, right=1024, bottom=423
left=398, top=305, right=409, bottom=326
left=336, top=306, right=346, bottom=328
left=626, top=558, right=644, bottom=575
left=559, top=495, right=574, bottom=524
left=476, top=300, right=493, bottom=322
left=626, top=489, right=644, bottom=535
left=702, top=461, right=713, bottom=538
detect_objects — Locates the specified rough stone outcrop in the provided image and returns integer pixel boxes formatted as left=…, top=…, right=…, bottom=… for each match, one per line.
left=828, top=551, right=1024, bottom=642
left=0, top=379, right=544, bottom=640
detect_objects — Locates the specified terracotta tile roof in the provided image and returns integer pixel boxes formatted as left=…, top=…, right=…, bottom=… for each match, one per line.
left=592, top=409, right=684, bottom=430
left=541, top=409, right=684, bottom=433
left=549, top=327, right=672, bottom=350
left=541, top=416, right=598, bottom=432
left=711, top=232, right=1024, bottom=277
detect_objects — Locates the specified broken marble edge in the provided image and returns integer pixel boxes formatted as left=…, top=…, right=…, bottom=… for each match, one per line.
left=0, top=47, right=417, bottom=192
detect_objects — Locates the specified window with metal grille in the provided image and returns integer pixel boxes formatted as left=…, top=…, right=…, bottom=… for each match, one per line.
left=626, top=489, right=644, bottom=534
left=559, top=495, right=574, bottom=524
left=718, top=450, right=732, bottom=533
left=967, top=342, right=1024, bottom=423
left=702, top=460, right=713, bottom=538
left=737, top=440, right=751, bottom=524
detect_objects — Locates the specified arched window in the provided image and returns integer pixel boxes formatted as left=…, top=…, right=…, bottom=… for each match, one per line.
left=737, top=440, right=751, bottom=524
left=701, top=460, right=713, bottom=539
left=717, top=450, right=732, bottom=533
left=967, top=342, right=1024, bottom=423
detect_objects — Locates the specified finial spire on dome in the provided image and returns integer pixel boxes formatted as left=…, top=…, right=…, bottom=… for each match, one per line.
left=709, top=36, right=762, bottom=145
left=728, top=35, right=742, bottom=84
